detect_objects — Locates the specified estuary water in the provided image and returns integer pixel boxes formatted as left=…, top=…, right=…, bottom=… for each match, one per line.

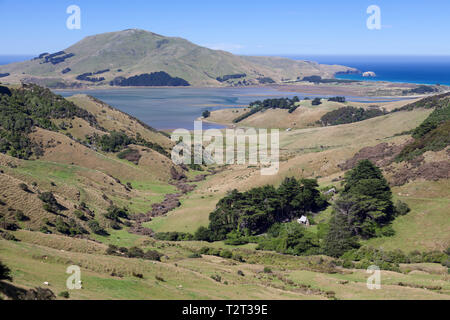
left=57, top=87, right=305, bottom=130
left=55, top=87, right=411, bottom=130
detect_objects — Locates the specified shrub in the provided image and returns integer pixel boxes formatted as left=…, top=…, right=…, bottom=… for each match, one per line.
left=342, top=260, right=354, bottom=268
left=15, top=210, right=27, bottom=221
left=232, top=252, right=244, bottom=262
left=104, top=205, right=128, bottom=221
left=39, top=192, right=60, bottom=213
left=219, top=250, right=233, bottom=259
left=74, top=210, right=85, bottom=220
left=119, top=247, right=128, bottom=254
left=143, top=250, right=163, bottom=261
left=155, top=275, right=165, bottom=282
left=19, top=183, right=29, bottom=192
left=106, top=244, right=119, bottom=255
left=155, top=231, right=194, bottom=241
left=127, top=246, right=144, bottom=258
left=0, top=219, right=19, bottom=231
left=445, top=246, right=450, bottom=256
left=395, top=200, right=410, bottom=216
left=87, top=220, right=106, bottom=235
left=263, top=267, right=272, bottom=273
left=188, top=252, right=202, bottom=258
left=58, top=291, right=70, bottom=299
left=1, top=232, right=18, bottom=241
left=0, top=260, right=12, bottom=281
left=210, top=274, right=221, bottom=282
left=54, top=217, right=70, bottom=235
left=40, top=225, right=51, bottom=234
left=237, top=270, right=245, bottom=277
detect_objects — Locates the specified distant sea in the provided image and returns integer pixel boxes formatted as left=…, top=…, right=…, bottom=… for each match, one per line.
left=286, top=55, right=450, bottom=86
left=0, top=55, right=34, bottom=65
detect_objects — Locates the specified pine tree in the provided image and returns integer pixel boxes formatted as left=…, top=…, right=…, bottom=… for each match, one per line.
left=323, top=210, right=359, bottom=257
left=342, top=160, right=395, bottom=233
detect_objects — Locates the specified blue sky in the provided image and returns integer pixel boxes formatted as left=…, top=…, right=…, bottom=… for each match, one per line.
left=0, top=0, right=449, bottom=56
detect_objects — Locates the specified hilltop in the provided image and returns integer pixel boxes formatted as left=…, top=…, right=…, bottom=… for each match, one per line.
left=0, top=29, right=355, bottom=88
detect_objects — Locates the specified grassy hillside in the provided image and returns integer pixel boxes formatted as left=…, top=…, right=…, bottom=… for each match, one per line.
left=206, top=97, right=422, bottom=129
left=0, top=29, right=355, bottom=88
left=0, top=86, right=449, bottom=300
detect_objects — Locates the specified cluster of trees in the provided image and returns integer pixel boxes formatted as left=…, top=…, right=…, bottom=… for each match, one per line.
left=216, top=74, right=246, bottom=82
left=152, top=162, right=416, bottom=260
left=320, top=106, right=386, bottom=126
left=311, top=98, right=322, bottom=106
left=233, top=95, right=348, bottom=123
left=402, top=85, right=437, bottom=95
left=40, top=51, right=75, bottom=65
left=202, top=110, right=211, bottom=118
left=199, top=247, right=244, bottom=262
left=106, top=245, right=163, bottom=261
left=0, top=84, right=99, bottom=159
left=39, top=192, right=62, bottom=214
left=103, top=205, right=130, bottom=230
left=110, top=72, right=190, bottom=86
left=154, top=231, right=194, bottom=241
left=233, top=96, right=300, bottom=123
left=97, top=131, right=132, bottom=152
left=0, top=86, right=11, bottom=96
left=54, top=217, right=87, bottom=236
left=76, top=72, right=105, bottom=83
left=249, top=97, right=300, bottom=109
left=396, top=98, right=450, bottom=161
left=300, top=76, right=357, bottom=84
left=328, top=96, right=346, bottom=103
left=338, top=246, right=449, bottom=272
left=93, top=131, right=168, bottom=157
left=323, top=160, right=405, bottom=257
left=257, top=77, right=275, bottom=84
left=195, top=177, right=328, bottom=242
left=256, top=222, right=321, bottom=255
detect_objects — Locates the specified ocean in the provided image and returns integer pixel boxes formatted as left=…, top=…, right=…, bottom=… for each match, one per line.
left=0, top=55, right=34, bottom=65
left=287, top=55, right=450, bottom=86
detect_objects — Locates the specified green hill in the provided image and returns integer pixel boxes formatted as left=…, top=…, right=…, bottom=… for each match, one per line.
left=0, top=29, right=355, bottom=88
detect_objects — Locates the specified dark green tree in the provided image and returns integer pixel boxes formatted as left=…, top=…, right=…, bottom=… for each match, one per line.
left=323, top=208, right=360, bottom=257
left=339, top=160, right=395, bottom=238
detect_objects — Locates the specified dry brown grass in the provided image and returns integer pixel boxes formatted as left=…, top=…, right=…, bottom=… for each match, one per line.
left=67, top=94, right=173, bottom=148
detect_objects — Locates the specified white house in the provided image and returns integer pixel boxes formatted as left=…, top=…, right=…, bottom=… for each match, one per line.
left=297, top=215, right=310, bottom=226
